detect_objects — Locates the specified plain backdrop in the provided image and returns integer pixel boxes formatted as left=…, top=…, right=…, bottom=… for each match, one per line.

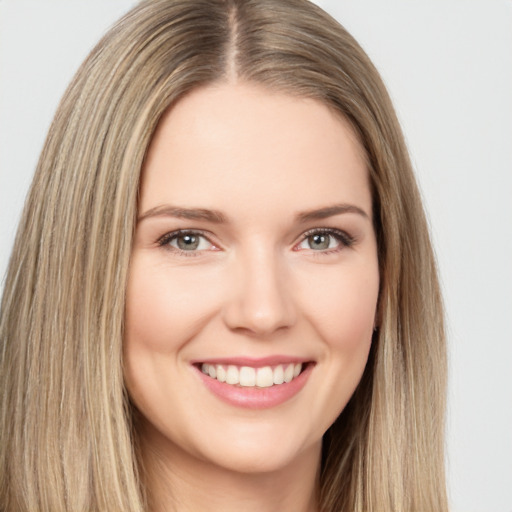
left=1, top=1, right=511, bottom=511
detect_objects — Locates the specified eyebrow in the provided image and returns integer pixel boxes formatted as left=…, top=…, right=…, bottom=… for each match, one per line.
left=138, top=205, right=228, bottom=224
left=137, top=203, right=369, bottom=224
left=295, top=204, right=369, bottom=222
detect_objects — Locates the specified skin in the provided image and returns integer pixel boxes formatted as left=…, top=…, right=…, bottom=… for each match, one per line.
left=124, top=82, right=380, bottom=512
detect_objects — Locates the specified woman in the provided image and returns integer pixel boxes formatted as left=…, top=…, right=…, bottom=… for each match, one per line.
left=0, top=0, right=447, bottom=510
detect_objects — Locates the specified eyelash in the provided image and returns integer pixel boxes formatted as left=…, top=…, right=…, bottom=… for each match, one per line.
left=297, top=228, right=355, bottom=254
left=157, top=229, right=214, bottom=257
left=157, top=228, right=355, bottom=256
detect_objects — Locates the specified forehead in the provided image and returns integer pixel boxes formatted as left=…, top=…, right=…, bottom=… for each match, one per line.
left=140, top=82, right=371, bottom=220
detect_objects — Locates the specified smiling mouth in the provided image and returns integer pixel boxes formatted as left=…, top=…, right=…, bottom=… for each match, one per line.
left=198, top=362, right=308, bottom=388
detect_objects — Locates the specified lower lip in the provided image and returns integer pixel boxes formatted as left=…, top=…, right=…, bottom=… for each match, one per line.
left=195, top=364, right=313, bottom=410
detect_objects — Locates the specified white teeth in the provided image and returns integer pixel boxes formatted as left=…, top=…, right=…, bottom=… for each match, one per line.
left=284, top=364, right=294, bottom=383
left=226, top=365, right=239, bottom=385
left=256, top=366, right=274, bottom=388
left=239, top=366, right=256, bottom=387
left=216, top=365, right=226, bottom=383
left=273, top=365, right=284, bottom=385
left=200, top=362, right=304, bottom=388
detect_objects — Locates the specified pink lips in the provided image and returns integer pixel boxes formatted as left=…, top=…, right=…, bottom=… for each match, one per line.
left=193, top=357, right=314, bottom=410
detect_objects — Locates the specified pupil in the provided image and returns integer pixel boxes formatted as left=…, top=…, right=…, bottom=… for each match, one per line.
left=309, top=234, right=329, bottom=250
left=178, top=234, right=199, bottom=250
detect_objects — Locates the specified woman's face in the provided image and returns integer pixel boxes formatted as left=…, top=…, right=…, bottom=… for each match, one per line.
left=124, top=82, right=379, bottom=474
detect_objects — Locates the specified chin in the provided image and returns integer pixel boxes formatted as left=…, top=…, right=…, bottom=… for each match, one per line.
left=188, top=420, right=322, bottom=475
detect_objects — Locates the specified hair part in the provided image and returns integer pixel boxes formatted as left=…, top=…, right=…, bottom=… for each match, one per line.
left=0, top=1, right=447, bottom=510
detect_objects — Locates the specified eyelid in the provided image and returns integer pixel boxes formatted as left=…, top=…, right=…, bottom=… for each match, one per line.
left=294, top=227, right=355, bottom=252
left=157, top=229, right=219, bottom=255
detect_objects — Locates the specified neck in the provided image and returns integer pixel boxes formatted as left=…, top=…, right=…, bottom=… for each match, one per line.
left=138, top=423, right=321, bottom=512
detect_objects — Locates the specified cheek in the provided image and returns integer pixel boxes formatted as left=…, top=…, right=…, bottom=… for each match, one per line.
left=301, top=262, right=378, bottom=431
left=301, top=260, right=379, bottom=351
left=123, top=257, right=220, bottom=428
left=124, top=257, right=218, bottom=354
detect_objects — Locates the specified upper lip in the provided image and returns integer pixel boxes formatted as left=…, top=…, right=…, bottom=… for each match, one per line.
left=192, top=355, right=313, bottom=368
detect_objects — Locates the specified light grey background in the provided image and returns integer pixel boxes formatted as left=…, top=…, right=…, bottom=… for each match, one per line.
left=1, top=1, right=511, bottom=511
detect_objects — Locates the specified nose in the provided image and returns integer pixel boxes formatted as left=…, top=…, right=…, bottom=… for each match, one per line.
left=222, top=246, right=297, bottom=337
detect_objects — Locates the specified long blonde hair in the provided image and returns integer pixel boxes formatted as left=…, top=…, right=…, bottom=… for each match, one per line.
left=0, top=1, right=447, bottom=510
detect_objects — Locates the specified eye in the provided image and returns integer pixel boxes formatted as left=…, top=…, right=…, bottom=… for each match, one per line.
left=296, top=229, right=354, bottom=252
left=158, top=230, right=215, bottom=253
